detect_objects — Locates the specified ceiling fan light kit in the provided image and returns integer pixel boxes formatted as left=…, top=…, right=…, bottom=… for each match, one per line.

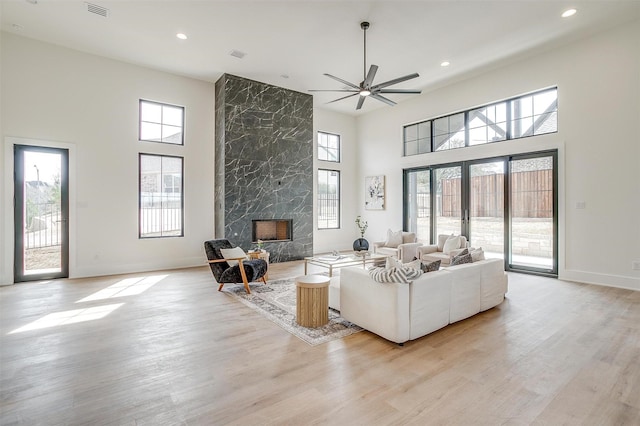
left=310, top=21, right=421, bottom=110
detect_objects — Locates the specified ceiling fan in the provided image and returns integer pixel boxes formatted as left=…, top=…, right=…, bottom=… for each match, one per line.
left=310, top=21, right=422, bottom=110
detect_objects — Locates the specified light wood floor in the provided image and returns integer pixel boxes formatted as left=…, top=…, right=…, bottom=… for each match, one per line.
left=1, top=261, right=639, bottom=425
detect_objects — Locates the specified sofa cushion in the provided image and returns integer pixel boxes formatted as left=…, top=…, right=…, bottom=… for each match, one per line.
left=369, top=266, right=422, bottom=284
left=443, top=235, right=462, bottom=254
left=385, top=229, right=404, bottom=248
left=448, top=263, right=482, bottom=322
left=421, top=251, right=451, bottom=265
left=376, top=246, right=399, bottom=258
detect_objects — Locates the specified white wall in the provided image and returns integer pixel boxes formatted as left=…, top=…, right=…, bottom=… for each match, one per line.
left=313, top=108, right=358, bottom=254
left=1, top=33, right=215, bottom=284
left=355, top=19, right=640, bottom=290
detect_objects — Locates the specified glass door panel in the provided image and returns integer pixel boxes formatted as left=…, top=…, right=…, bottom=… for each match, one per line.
left=469, top=161, right=505, bottom=259
left=404, top=169, right=430, bottom=242
left=509, top=155, right=555, bottom=271
left=14, top=145, right=69, bottom=282
left=435, top=166, right=462, bottom=237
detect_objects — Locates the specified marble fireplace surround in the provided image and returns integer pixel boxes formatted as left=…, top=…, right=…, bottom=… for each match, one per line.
left=214, top=74, right=313, bottom=262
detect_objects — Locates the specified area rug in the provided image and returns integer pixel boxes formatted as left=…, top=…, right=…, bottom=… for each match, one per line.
left=222, top=277, right=362, bottom=346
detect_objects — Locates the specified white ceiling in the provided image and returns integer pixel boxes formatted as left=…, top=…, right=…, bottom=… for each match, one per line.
left=2, top=1, right=639, bottom=115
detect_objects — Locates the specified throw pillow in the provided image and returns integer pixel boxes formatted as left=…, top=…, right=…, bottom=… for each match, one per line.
left=421, top=259, right=441, bottom=273
left=470, top=247, right=485, bottom=262
left=369, top=266, right=422, bottom=284
left=403, top=259, right=422, bottom=271
left=450, top=253, right=473, bottom=266
left=385, top=229, right=404, bottom=248
left=220, top=247, right=248, bottom=267
left=386, top=257, right=403, bottom=269
left=437, top=234, right=452, bottom=252
left=442, top=235, right=461, bottom=254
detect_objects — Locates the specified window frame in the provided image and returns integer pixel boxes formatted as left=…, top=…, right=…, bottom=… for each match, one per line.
left=139, top=153, right=184, bottom=239
left=403, top=87, right=557, bottom=156
left=139, top=99, right=185, bottom=146
left=317, top=131, right=341, bottom=163
left=317, top=168, right=341, bottom=230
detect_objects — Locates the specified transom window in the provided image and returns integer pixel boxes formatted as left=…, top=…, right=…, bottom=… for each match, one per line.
left=139, top=100, right=185, bottom=145
left=317, top=131, right=340, bottom=162
left=404, top=87, right=557, bottom=156
left=139, top=154, right=184, bottom=238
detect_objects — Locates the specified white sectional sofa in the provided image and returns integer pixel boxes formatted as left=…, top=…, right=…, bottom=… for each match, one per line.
left=338, top=259, right=508, bottom=344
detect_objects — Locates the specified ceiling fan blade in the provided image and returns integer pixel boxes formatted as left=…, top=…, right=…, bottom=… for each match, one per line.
left=356, top=95, right=366, bottom=110
left=370, top=93, right=397, bottom=106
left=323, top=73, right=360, bottom=90
left=309, top=89, right=359, bottom=92
left=371, top=73, right=420, bottom=90
left=378, top=89, right=422, bottom=94
left=363, top=64, right=378, bottom=88
left=326, top=93, right=360, bottom=104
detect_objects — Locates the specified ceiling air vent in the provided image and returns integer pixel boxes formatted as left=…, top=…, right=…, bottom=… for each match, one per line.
left=85, top=2, right=109, bottom=18
left=229, top=50, right=247, bottom=59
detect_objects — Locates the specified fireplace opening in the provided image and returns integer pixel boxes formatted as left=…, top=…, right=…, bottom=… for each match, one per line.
left=252, top=219, right=292, bottom=242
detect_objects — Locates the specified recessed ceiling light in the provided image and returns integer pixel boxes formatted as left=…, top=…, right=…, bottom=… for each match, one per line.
left=562, top=8, right=577, bottom=18
left=441, top=61, right=450, bottom=67
left=176, top=33, right=188, bottom=40
left=280, top=74, right=290, bottom=79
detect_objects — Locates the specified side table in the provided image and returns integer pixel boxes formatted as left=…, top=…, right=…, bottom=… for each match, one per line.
left=248, top=250, right=269, bottom=280
left=295, top=275, right=330, bottom=328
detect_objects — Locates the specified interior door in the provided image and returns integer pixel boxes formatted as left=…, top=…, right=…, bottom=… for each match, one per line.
left=14, top=145, right=69, bottom=282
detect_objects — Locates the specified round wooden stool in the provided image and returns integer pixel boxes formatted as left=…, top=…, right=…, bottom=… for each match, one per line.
left=295, top=275, right=330, bottom=327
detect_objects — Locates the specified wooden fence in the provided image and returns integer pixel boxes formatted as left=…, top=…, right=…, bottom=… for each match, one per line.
left=418, top=170, right=553, bottom=218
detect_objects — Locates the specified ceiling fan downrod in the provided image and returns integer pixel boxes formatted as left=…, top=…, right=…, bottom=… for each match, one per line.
left=361, top=21, right=369, bottom=83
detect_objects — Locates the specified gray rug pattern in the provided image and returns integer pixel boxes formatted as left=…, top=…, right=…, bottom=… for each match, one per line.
left=222, top=277, right=362, bottom=345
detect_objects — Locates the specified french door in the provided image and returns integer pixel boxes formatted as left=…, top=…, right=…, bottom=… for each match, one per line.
left=404, top=151, right=557, bottom=276
left=14, top=145, right=69, bottom=282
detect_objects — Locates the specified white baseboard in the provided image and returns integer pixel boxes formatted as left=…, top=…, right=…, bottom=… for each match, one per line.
left=71, top=256, right=206, bottom=280
left=560, top=269, right=640, bottom=292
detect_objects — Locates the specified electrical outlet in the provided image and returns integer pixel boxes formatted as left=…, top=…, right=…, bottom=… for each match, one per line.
left=576, top=201, right=586, bottom=209
left=633, top=261, right=640, bottom=271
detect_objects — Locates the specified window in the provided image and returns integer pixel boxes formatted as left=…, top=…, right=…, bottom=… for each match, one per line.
left=139, top=154, right=184, bottom=238
left=469, top=102, right=507, bottom=145
left=139, top=100, right=185, bottom=145
left=403, top=87, right=558, bottom=155
left=511, top=89, right=558, bottom=139
left=318, top=169, right=340, bottom=229
left=434, top=113, right=465, bottom=151
left=404, top=121, right=431, bottom=156
left=317, top=131, right=340, bottom=162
